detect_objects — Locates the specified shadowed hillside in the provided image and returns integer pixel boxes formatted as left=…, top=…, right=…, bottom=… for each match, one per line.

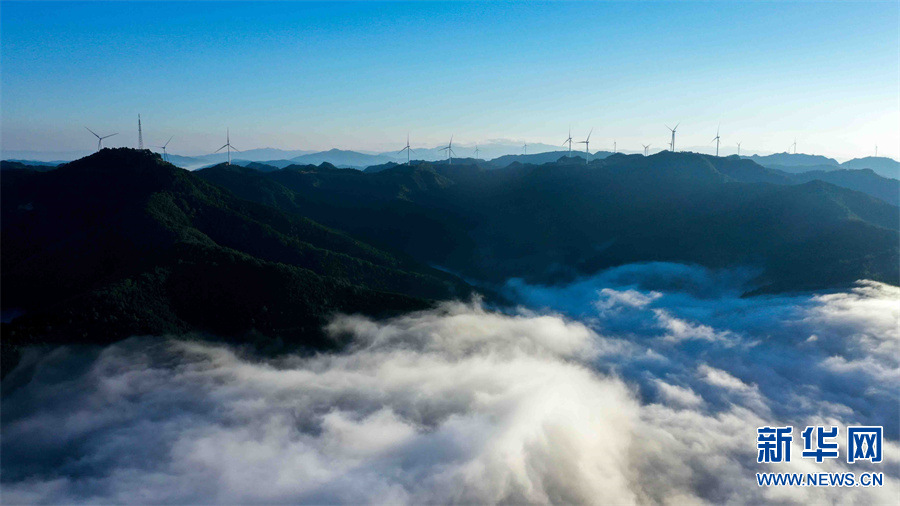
left=1, top=149, right=473, bottom=373
left=200, top=151, right=899, bottom=293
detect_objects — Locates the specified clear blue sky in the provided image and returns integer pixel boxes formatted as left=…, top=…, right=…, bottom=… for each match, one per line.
left=2, top=1, right=898, bottom=159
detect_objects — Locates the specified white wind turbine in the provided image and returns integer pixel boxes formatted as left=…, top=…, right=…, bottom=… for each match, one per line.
left=666, top=123, right=679, bottom=152
left=642, top=143, right=651, bottom=156
left=398, top=133, right=415, bottom=165
left=85, top=127, right=118, bottom=152
left=439, top=135, right=456, bottom=165
left=154, top=136, right=174, bottom=162
left=577, top=128, right=593, bottom=164
left=214, top=128, right=240, bottom=165
left=711, top=125, right=721, bottom=156
left=563, top=127, right=573, bottom=156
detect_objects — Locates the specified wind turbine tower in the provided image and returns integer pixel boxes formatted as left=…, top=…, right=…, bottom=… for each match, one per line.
left=875, top=145, right=878, bottom=157
left=711, top=125, right=721, bottom=156
left=474, top=144, right=480, bottom=159
left=399, top=133, right=415, bottom=165
left=790, top=138, right=797, bottom=154
left=214, top=128, right=240, bottom=165
left=613, top=140, right=617, bottom=154
left=154, top=136, right=174, bottom=162
left=666, top=123, right=679, bottom=152
left=523, top=142, right=527, bottom=155
left=736, top=141, right=742, bottom=157
left=85, top=127, right=118, bottom=152
left=577, top=128, right=593, bottom=164
left=642, top=143, right=651, bottom=156
left=138, top=114, right=143, bottom=150
left=563, top=127, right=573, bottom=156
left=439, top=135, right=456, bottom=165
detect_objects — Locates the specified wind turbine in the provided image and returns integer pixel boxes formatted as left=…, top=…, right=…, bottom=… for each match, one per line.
left=875, top=145, right=878, bottom=157
left=523, top=142, right=527, bottom=155
left=474, top=144, right=480, bottom=159
left=214, top=128, right=240, bottom=165
left=85, top=127, right=118, bottom=152
left=563, top=127, right=573, bottom=156
left=790, top=138, right=797, bottom=154
left=439, top=135, right=456, bottom=165
left=666, top=123, right=679, bottom=152
left=613, top=140, right=617, bottom=154
left=577, top=128, right=593, bottom=164
left=642, top=143, right=651, bottom=156
left=398, top=133, right=415, bottom=165
left=711, top=125, right=721, bottom=156
left=736, top=141, right=742, bottom=157
left=153, top=136, right=174, bottom=162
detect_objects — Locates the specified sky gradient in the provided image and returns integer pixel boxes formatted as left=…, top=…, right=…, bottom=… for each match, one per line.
left=1, top=1, right=898, bottom=160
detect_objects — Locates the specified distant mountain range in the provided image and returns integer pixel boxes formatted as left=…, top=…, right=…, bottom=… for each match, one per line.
left=198, top=151, right=898, bottom=293
left=4, top=148, right=897, bottom=374
left=10, top=146, right=897, bottom=179
left=742, top=152, right=841, bottom=167
left=742, top=152, right=900, bottom=179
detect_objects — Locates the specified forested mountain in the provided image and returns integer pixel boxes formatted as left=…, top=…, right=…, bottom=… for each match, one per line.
left=1, top=149, right=471, bottom=372
left=200, top=151, right=899, bottom=293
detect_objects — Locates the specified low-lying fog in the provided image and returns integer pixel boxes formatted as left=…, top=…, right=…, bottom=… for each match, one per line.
left=2, top=263, right=897, bottom=504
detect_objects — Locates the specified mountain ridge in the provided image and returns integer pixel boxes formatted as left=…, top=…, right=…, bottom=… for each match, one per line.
left=2, top=149, right=473, bottom=373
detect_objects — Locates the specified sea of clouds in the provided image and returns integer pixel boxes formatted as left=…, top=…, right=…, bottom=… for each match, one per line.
left=2, top=263, right=897, bottom=504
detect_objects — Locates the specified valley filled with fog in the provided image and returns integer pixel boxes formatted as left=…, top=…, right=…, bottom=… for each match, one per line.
left=3, top=263, right=896, bottom=504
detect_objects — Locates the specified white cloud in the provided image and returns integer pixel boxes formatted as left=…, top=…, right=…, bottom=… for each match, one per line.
left=2, top=267, right=898, bottom=504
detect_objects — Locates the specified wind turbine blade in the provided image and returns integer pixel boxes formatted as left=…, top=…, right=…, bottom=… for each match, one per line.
left=409, top=149, right=416, bottom=154
left=674, top=123, right=680, bottom=130
left=214, top=145, right=228, bottom=153
left=102, top=133, right=118, bottom=139
left=164, top=136, right=174, bottom=147
left=229, top=145, right=241, bottom=152
left=586, top=128, right=593, bottom=141
left=85, top=126, right=100, bottom=138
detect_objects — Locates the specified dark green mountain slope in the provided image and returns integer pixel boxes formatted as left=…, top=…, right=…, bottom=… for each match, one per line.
left=2, top=149, right=471, bottom=368
left=199, top=151, right=899, bottom=293
left=785, top=168, right=899, bottom=206
left=0, top=161, right=57, bottom=172
left=686, top=155, right=899, bottom=206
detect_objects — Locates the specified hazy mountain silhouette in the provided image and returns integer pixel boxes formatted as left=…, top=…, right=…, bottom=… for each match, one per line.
left=1, top=149, right=472, bottom=373
left=686, top=156, right=898, bottom=206
left=783, top=168, right=898, bottom=206
left=200, top=151, right=898, bottom=294
left=487, top=150, right=613, bottom=168
left=1, top=159, right=64, bottom=168
left=0, top=161, right=58, bottom=172
left=289, top=149, right=395, bottom=168
left=743, top=152, right=840, bottom=168
left=841, top=156, right=900, bottom=179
